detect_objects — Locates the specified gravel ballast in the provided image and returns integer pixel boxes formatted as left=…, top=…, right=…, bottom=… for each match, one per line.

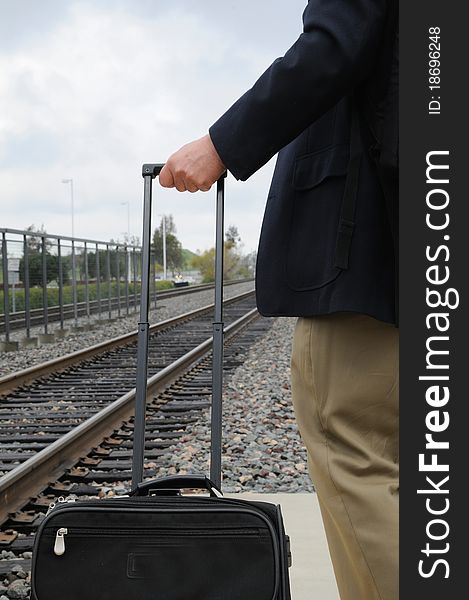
left=155, top=316, right=314, bottom=493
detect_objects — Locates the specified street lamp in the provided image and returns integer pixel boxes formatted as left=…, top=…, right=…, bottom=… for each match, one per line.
left=61, top=178, right=75, bottom=238
left=121, top=201, right=130, bottom=241
left=121, top=202, right=131, bottom=283
left=61, top=178, right=78, bottom=325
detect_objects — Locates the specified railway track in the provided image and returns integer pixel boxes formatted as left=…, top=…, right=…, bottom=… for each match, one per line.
left=0, top=289, right=255, bottom=500
left=0, top=289, right=254, bottom=394
left=0, top=301, right=273, bottom=581
left=0, top=278, right=253, bottom=335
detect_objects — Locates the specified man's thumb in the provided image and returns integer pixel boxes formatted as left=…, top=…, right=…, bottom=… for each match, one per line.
left=159, top=164, right=174, bottom=188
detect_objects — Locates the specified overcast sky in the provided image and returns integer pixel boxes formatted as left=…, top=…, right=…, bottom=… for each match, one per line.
left=0, top=0, right=307, bottom=253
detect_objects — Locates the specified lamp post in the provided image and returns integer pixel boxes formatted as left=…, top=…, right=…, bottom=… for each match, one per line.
left=62, top=178, right=77, bottom=324
left=61, top=178, right=75, bottom=238
left=121, top=201, right=130, bottom=241
left=121, top=202, right=131, bottom=283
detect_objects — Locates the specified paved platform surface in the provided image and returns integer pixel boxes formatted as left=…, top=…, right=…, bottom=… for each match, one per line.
left=228, top=492, right=340, bottom=599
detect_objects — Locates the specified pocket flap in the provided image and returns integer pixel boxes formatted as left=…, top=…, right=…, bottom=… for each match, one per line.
left=292, top=144, right=350, bottom=191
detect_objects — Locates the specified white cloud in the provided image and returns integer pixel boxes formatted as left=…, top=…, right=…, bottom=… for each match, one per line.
left=0, top=1, right=305, bottom=252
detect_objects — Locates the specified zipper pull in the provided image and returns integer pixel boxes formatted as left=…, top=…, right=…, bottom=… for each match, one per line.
left=47, top=496, right=77, bottom=516
left=54, top=528, right=68, bottom=556
left=46, top=501, right=57, bottom=516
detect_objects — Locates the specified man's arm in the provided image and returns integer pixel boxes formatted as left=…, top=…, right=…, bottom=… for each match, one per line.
left=160, top=0, right=387, bottom=190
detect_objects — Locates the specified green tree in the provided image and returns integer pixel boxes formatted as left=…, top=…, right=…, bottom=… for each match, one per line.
left=225, top=225, right=241, bottom=247
left=191, top=248, right=216, bottom=283
left=19, top=225, right=66, bottom=285
left=24, top=224, right=51, bottom=253
left=86, top=250, right=107, bottom=281
left=152, top=215, right=183, bottom=276
left=224, top=226, right=243, bottom=280
left=191, top=226, right=254, bottom=282
left=19, top=253, right=60, bottom=286
left=85, top=246, right=126, bottom=281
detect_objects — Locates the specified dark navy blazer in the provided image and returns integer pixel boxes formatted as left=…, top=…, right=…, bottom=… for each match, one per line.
left=209, top=0, right=396, bottom=324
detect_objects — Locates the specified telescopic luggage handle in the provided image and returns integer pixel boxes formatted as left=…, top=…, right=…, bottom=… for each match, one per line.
left=132, top=164, right=227, bottom=492
left=131, top=474, right=223, bottom=498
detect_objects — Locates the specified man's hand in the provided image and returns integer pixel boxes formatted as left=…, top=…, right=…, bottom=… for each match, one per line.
left=159, top=134, right=226, bottom=192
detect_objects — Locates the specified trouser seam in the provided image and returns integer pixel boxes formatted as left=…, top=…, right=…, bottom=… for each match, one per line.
left=324, top=441, right=382, bottom=600
left=307, top=316, right=383, bottom=600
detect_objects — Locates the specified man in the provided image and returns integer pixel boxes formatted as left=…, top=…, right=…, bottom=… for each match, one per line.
left=159, top=1, right=398, bottom=598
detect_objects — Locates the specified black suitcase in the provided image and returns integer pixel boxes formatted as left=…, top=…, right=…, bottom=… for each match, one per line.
left=31, top=164, right=292, bottom=600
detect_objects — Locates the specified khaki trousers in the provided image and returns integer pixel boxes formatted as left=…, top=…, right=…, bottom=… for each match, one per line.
left=291, top=313, right=399, bottom=600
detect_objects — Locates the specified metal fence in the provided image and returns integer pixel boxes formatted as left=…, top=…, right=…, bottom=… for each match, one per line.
left=0, top=228, right=160, bottom=343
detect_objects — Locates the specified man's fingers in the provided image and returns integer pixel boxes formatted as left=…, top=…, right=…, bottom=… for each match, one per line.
left=168, top=166, right=185, bottom=192
left=185, top=180, right=198, bottom=193
left=160, top=134, right=226, bottom=193
left=159, top=165, right=174, bottom=188
left=159, top=165, right=216, bottom=193
left=174, top=178, right=187, bottom=192
left=159, top=165, right=206, bottom=193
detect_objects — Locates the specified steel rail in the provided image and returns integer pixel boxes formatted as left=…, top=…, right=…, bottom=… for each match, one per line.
left=0, top=307, right=259, bottom=523
left=0, top=289, right=254, bottom=395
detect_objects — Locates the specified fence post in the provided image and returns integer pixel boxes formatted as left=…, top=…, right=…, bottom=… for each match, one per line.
left=57, top=238, right=64, bottom=331
left=106, top=244, right=112, bottom=320
left=124, top=245, right=129, bottom=316
left=41, top=236, right=49, bottom=335
left=72, top=240, right=78, bottom=327
left=1, top=233, right=10, bottom=343
left=96, top=243, right=101, bottom=321
left=84, top=242, right=90, bottom=323
left=133, top=248, right=138, bottom=312
left=23, top=235, right=31, bottom=338
left=116, top=246, right=121, bottom=318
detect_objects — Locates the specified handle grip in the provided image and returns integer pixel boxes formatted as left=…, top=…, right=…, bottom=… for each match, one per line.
left=142, top=163, right=164, bottom=178
left=130, top=475, right=223, bottom=497
left=142, top=163, right=227, bottom=181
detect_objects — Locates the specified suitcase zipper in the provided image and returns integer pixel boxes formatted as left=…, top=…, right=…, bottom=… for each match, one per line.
left=47, top=527, right=266, bottom=556
left=53, top=528, right=68, bottom=556
left=47, top=495, right=131, bottom=516
left=47, top=496, right=77, bottom=516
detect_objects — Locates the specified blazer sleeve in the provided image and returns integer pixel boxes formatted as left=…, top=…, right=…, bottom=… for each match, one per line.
left=209, top=0, right=388, bottom=180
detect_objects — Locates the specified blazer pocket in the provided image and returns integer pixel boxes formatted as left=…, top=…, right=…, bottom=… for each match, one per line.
left=286, top=144, right=350, bottom=291
left=292, top=144, right=349, bottom=191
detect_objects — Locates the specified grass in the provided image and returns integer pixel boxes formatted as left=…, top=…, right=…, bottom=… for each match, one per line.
left=0, top=279, right=174, bottom=314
